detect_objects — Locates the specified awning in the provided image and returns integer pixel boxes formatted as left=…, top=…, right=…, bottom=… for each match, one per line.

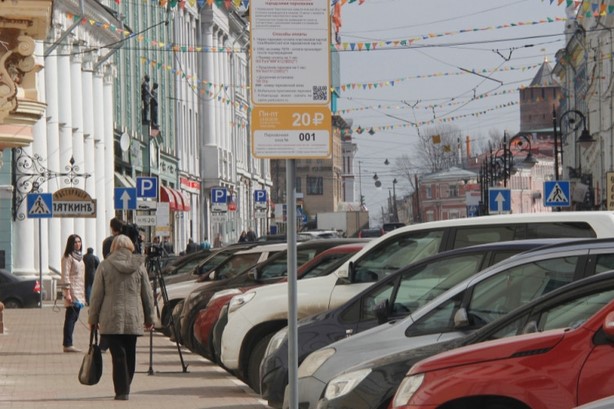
left=177, top=190, right=191, bottom=211
left=159, top=186, right=189, bottom=212
left=114, top=172, right=136, bottom=188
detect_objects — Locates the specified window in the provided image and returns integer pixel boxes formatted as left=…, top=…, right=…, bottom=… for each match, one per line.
left=307, top=176, right=323, bottom=195
left=449, top=184, right=459, bottom=198
left=425, top=185, right=433, bottom=199
left=296, top=177, right=302, bottom=193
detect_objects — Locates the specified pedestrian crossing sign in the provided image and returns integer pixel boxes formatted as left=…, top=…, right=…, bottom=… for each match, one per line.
left=544, top=181, right=571, bottom=207
left=27, top=193, right=53, bottom=218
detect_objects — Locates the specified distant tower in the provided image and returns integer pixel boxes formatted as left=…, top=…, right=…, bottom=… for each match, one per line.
left=519, top=59, right=561, bottom=132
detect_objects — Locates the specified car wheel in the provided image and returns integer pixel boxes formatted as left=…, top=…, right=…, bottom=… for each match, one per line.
left=3, top=299, right=21, bottom=308
left=247, top=332, right=274, bottom=394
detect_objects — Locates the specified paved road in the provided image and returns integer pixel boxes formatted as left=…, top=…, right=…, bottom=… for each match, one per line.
left=0, top=302, right=272, bottom=409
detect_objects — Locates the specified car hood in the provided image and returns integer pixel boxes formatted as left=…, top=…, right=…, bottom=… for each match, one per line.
left=410, top=329, right=567, bottom=375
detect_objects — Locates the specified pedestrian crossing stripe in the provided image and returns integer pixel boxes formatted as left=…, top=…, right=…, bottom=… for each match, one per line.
left=30, top=196, right=51, bottom=214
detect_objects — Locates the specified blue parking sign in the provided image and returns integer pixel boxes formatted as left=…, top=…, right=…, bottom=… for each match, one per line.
left=136, top=177, right=158, bottom=198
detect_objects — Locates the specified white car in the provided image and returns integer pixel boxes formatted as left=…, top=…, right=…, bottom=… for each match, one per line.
left=219, top=211, right=614, bottom=392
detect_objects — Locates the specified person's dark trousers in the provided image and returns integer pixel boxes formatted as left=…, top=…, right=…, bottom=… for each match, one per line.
left=107, top=334, right=138, bottom=398
left=62, top=306, right=80, bottom=347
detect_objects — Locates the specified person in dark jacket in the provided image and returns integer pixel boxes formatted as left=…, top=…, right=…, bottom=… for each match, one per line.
left=88, top=235, right=155, bottom=401
left=83, top=247, right=100, bottom=305
left=102, top=217, right=124, bottom=259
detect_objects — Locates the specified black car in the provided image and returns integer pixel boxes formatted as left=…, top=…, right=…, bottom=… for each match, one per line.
left=259, top=238, right=570, bottom=408
left=178, top=239, right=367, bottom=356
left=317, top=269, right=614, bottom=409
left=0, top=269, right=41, bottom=308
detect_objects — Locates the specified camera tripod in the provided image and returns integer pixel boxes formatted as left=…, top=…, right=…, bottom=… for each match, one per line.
left=145, top=246, right=189, bottom=374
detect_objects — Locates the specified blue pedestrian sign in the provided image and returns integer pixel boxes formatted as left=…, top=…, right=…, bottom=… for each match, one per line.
left=114, top=187, right=137, bottom=210
left=136, top=176, right=158, bottom=198
left=27, top=193, right=53, bottom=218
left=254, top=190, right=267, bottom=210
left=489, top=188, right=511, bottom=214
left=211, top=187, right=228, bottom=212
left=544, top=181, right=571, bottom=207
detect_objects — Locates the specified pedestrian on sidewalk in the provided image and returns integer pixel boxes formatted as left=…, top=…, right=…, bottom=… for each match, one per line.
left=83, top=247, right=100, bottom=305
left=61, top=234, right=86, bottom=353
left=88, top=234, right=155, bottom=401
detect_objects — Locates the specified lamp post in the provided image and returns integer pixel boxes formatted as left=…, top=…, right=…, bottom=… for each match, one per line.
left=553, top=108, right=594, bottom=181
left=392, top=178, right=398, bottom=222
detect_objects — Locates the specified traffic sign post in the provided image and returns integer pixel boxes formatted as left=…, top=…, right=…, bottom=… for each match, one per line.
left=254, top=190, right=267, bottom=210
left=544, top=181, right=571, bottom=207
left=136, top=176, right=158, bottom=199
left=27, top=193, right=53, bottom=219
left=114, top=187, right=137, bottom=210
left=211, top=188, right=228, bottom=212
left=488, top=188, right=512, bottom=214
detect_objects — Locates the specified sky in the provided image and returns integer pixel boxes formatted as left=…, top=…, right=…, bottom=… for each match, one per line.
left=335, top=0, right=570, bottom=224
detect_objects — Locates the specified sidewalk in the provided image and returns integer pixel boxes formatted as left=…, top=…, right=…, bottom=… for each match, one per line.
left=0, top=302, right=272, bottom=409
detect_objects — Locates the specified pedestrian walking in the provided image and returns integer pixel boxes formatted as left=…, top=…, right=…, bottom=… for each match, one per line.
left=88, top=234, right=155, bottom=401
left=238, top=231, right=247, bottom=243
left=83, top=247, right=100, bottom=305
left=61, top=234, right=86, bottom=353
left=102, top=217, right=124, bottom=259
left=246, top=228, right=257, bottom=242
left=185, top=238, right=199, bottom=253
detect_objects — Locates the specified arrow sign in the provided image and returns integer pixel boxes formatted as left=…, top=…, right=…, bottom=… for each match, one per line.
left=489, top=188, right=511, bottom=214
left=114, top=187, right=137, bottom=210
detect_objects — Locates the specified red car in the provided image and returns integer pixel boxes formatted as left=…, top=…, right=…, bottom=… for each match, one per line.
left=391, top=298, right=614, bottom=409
left=193, top=242, right=366, bottom=363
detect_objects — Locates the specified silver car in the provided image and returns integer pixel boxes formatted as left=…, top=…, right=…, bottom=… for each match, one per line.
left=286, top=238, right=614, bottom=409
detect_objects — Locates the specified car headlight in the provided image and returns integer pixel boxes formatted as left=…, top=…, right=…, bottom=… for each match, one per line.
left=264, top=327, right=288, bottom=359
left=228, top=291, right=256, bottom=314
left=207, top=288, right=242, bottom=307
left=392, top=373, right=425, bottom=408
left=323, top=368, right=371, bottom=400
left=298, top=347, right=336, bottom=378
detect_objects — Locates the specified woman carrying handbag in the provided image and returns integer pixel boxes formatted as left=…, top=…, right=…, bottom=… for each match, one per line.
left=88, top=235, right=155, bottom=401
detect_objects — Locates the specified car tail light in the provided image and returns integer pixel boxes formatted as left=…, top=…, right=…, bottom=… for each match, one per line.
left=34, top=280, right=41, bottom=294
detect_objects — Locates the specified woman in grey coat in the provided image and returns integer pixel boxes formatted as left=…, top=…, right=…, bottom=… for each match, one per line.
left=88, top=234, right=155, bottom=401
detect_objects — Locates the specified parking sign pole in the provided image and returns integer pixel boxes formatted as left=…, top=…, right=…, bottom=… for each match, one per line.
left=286, top=159, right=299, bottom=409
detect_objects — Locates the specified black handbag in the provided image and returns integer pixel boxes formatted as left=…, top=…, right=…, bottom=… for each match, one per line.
left=78, top=328, right=103, bottom=385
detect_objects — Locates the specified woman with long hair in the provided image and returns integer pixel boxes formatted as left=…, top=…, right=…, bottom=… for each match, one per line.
left=61, top=234, right=86, bottom=353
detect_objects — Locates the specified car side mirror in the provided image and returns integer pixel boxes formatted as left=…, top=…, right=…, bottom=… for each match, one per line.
left=375, top=299, right=390, bottom=325
left=348, top=261, right=356, bottom=282
left=453, top=307, right=469, bottom=328
left=247, top=267, right=258, bottom=281
left=603, top=311, right=614, bottom=341
left=521, top=320, right=539, bottom=334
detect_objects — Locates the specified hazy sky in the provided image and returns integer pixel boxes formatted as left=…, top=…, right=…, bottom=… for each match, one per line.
left=336, top=0, right=569, bottom=223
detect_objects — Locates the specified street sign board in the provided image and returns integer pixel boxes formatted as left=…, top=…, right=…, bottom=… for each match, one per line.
left=136, top=214, right=156, bottom=226
left=544, top=180, right=571, bottom=207
left=137, top=200, right=157, bottom=211
left=27, top=193, right=53, bottom=219
left=52, top=188, right=97, bottom=218
left=254, top=190, right=267, bottom=210
left=211, top=187, right=228, bottom=212
left=114, top=187, right=137, bottom=210
left=250, top=0, right=331, bottom=159
left=136, top=176, right=158, bottom=198
left=488, top=188, right=511, bottom=214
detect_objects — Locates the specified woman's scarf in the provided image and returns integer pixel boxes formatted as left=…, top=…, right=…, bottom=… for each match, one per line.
left=71, top=250, right=83, bottom=262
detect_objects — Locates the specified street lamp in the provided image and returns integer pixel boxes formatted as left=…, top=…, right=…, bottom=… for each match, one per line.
left=490, top=133, right=538, bottom=188
left=392, top=178, right=398, bottom=222
left=552, top=108, right=595, bottom=181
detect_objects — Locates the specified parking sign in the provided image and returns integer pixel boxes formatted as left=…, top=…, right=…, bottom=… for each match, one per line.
left=136, top=176, right=158, bottom=198
left=254, top=190, right=267, bottom=210
left=211, top=188, right=228, bottom=212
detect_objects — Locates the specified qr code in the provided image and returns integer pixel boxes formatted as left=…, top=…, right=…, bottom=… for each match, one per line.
left=312, top=85, right=327, bottom=101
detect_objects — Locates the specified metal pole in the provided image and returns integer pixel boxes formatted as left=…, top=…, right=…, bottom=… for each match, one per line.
left=552, top=106, right=560, bottom=181
left=286, top=159, right=298, bottom=409
left=38, top=218, right=43, bottom=308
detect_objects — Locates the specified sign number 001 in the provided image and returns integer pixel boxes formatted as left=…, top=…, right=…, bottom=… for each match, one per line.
left=292, top=112, right=325, bottom=127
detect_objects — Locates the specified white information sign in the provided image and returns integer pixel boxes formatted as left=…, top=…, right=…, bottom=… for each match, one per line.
left=250, top=0, right=330, bottom=105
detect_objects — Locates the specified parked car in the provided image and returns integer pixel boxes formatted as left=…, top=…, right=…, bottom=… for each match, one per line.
left=0, top=269, right=41, bottom=308
left=382, top=222, right=405, bottom=232
left=575, top=396, right=614, bottom=409
left=357, top=228, right=383, bottom=238
left=221, top=212, right=614, bottom=395
left=319, top=269, right=614, bottom=409
left=291, top=237, right=614, bottom=409
left=194, top=242, right=368, bottom=362
left=391, top=286, right=614, bottom=409
left=177, top=239, right=365, bottom=354
left=155, top=243, right=284, bottom=335
left=260, top=238, right=561, bottom=407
